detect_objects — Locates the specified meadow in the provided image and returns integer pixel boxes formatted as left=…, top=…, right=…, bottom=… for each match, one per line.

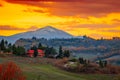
left=0, top=56, right=116, bottom=80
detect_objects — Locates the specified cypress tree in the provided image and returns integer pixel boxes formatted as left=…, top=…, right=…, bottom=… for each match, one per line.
left=99, top=60, right=104, bottom=68
left=59, top=46, right=63, bottom=58
left=45, top=46, right=49, bottom=57
left=104, top=61, right=107, bottom=67
left=0, top=39, right=6, bottom=51
left=31, top=46, right=38, bottom=57
left=38, top=42, right=42, bottom=48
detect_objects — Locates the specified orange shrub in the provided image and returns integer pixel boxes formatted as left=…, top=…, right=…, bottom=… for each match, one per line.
left=0, top=62, right=26, bottom=80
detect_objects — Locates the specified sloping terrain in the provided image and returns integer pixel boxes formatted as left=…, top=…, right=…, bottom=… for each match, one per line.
left=0, top=56, right=116, bottom=80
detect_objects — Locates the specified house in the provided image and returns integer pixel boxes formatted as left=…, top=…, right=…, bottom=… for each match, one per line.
left=37, top=49, right=45, bottom=57
left=27, top=50, right=34, bottom=57
left=27, top=49, right=45, bottom=57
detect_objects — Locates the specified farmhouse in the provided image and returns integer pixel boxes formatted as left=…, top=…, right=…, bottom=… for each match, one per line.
left=27, top=50, right=34, bottom=57
left=37, top=49, right=45, bottom=57
left=27, top=49, right=45, bottom=57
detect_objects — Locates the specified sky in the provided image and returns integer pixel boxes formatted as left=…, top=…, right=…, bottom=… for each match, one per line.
left=0, top=0, right=120, bottom=39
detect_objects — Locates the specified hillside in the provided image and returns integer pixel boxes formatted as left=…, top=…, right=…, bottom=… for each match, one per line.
left=0, top=56, right=116, bottom=80
left=15, top=37, right=120, bottom=65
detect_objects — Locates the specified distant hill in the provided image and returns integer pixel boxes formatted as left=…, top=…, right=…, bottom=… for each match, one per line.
left=15, top=36, right=120, bottom=50
left=15, top=37, right=120, bottom=65
left=0, top=26, right=80, bottom=43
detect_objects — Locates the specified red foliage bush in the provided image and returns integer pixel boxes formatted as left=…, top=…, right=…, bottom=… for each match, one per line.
left=55, top=59, right=120, bottom=74
left=0, top=62, right=26, bottom=80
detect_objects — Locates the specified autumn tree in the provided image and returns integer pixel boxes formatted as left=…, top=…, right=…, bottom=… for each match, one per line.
left=0, top=62, right=26, bottom=80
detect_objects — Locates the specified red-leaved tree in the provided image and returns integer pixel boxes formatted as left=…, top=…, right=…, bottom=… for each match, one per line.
left=0, top=62, right=26, bottom=80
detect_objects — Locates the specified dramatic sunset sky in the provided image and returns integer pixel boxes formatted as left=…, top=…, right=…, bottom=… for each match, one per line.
left=0, top=0, right=120, bottom=39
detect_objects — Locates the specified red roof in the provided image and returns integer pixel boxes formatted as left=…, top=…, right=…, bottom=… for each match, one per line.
left=28, top=50, right=34, bottom=54
left=38, top=49, right=44, bottom=57
left=38, top=49, right=44, bottom=53
left=27, top=49, right=44, bottom=57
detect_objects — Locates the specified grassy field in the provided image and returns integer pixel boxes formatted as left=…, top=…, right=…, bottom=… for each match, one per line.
left=0, top=56, right=116, bottom=80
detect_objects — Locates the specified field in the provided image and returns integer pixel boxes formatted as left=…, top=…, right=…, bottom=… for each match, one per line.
left=0, top=56, right=116, bottom=80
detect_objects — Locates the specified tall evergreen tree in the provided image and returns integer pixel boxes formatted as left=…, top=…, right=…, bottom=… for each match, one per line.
left=45, top=46, right=50, bottom=57
left=15, top=46, right=25, bottom=56
left=38, top=43, right=46, bottom=50
left=5, top=40, right=8, bottom=47
left=8, top=43, right=12, bottom=48
left=99, top=60, right=104, bottom=68
left=38, top=43, right=42, bottom=48
left=8, top=43, right=12, bottom=52
left=44, top=46, right=57, bottom=57
left=12, top=44, right=17, bottom=54
left=0, top=39, right=6, bottom=51
left=58, top=46, right=63, bottom=58
left=31, top=46, right=38, bottom=57
left=50, top=47, right=57, bottom=55
left=104, top=61, right=107, bottom=67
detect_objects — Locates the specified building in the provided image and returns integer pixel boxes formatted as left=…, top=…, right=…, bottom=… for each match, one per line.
left=27, top=50, right=34, bottom=57
left=37, top=49, right=45, bottom=57
left=27, top=49, right=45, bottom=57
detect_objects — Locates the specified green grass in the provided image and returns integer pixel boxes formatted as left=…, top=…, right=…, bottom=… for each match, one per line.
left=0, top=57, right=116, bottom=80
left=21, top=64, right=85, bottom=80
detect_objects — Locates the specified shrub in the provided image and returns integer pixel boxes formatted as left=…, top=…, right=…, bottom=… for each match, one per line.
left=0, top=62, right=26, bottom=80
left=69, top=58, right=77, bottom=62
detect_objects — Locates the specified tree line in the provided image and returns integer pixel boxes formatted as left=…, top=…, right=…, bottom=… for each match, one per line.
left=0, top=39, right=26, bottom=56
left=0, top=39, right=70, bottom=58
left=30, top=43, right=70, bottom=58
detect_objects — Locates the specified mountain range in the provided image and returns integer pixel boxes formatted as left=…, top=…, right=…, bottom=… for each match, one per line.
left=0, top=26, right=83, bottom=43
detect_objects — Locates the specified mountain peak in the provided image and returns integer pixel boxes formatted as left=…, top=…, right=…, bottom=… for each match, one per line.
left=36, top=26, right=58, bottom=32
left=44, top=26, right=54, bottom=29
left=36, top=26, right=55, bottom=31
left=0, top=26, right=75, bottom=43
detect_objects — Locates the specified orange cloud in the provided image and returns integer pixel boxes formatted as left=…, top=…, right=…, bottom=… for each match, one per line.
left=0, top=4, right=2, bottom=7
left=0, top=25, right=25, bottom=30
left=4, top=0, right=120, bottom=17
left=0, top=0, right=119, bottom=39
left=67, top=24, right=117, bottom=29
left=0, top=25, right=38, bottom=31
left=102, top=30, right=120, bottom=33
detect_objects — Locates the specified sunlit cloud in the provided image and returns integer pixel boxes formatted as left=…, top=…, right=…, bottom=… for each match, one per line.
left=0, top=0, right=119, bottom=39
left=0, top=25, right=38, bottom=31
left=0, top=4, right=2, bottom=7
left=102, top=30, right=120, bottom=33
left=4, top=0, right=120, bottom=17
left=0, top=25, right=25, bottom=30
